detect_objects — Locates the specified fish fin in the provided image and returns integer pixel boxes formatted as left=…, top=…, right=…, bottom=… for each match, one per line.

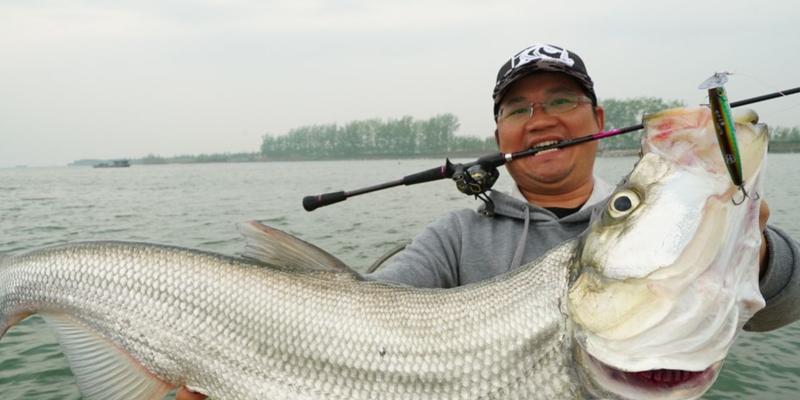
left=41, top=313, right=175, bottom=400
left=238, top=220, right=359, bottom=277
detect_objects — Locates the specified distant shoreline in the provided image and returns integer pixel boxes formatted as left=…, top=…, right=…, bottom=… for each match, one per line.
left=69, top=150, right=639, bottom=167
left=67, top=144, right=800, bottom=167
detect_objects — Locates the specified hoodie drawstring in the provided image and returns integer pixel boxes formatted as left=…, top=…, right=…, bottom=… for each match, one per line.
left=510, top=205, right=530, bottom=270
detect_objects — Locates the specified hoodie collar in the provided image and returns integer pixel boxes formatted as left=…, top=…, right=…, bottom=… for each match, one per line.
left=490, top=175, right=613, bottom=222
left=499, top=176, right=614, bottom=271
left=509, top=175, right=613, bottom=211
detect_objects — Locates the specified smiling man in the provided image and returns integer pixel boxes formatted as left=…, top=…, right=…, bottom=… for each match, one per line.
left=495, top=72, right=602, bottom=208
left=367, top=44, right=617, bottom=286
left=493, top=45, right=604, bottom=209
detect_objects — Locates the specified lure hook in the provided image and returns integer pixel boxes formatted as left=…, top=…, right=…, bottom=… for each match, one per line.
left=732, top=185, right=760, bottom=205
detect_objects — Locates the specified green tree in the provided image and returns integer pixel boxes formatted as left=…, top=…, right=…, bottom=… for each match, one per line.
left=771, top=126, right=800, bottom=142
left=420, top=114, right=461, bottom=153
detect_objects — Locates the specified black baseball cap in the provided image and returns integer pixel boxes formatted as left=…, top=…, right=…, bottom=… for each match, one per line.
left=493, top=44, right=597, bottom=118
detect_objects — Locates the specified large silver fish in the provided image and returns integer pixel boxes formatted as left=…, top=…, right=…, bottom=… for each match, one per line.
left=0, top=107, right=767, bottom=399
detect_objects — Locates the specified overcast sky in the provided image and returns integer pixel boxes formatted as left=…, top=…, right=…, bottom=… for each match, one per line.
left=1, top=0, right=798, bottom=167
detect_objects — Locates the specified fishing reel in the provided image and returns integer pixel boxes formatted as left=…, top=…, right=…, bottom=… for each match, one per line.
left=451, top=162, right=500, bottom=216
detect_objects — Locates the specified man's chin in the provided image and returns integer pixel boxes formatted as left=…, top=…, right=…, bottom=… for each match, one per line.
left=575, top=347, right=721, bottom=400
left=511, top=164, right=574, bottom=188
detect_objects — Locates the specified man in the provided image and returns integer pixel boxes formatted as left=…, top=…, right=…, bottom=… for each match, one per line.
left=367, top=44, right=613, bottom=288
left=176, top=43, right=799, bottom=400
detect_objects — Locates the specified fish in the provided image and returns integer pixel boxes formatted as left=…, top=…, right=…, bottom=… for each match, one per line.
left=0, top=106, right=768, bottom=399
left=569, top=106, right=768, bottom=399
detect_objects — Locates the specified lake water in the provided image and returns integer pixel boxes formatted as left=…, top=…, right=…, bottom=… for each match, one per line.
left=1, top=155, right=799, bottom=399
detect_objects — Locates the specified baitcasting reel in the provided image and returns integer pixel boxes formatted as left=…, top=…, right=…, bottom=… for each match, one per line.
left=451, top=162, right=500, bottom=216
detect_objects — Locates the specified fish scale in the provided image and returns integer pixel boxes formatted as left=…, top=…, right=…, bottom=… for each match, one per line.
left=1, top=240, right=578, bottom=399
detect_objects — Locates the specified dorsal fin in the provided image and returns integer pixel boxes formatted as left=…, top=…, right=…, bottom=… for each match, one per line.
left=238, top=221, right=358, bottom=277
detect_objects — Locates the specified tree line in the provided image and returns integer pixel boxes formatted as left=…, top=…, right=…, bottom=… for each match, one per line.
left=770, top=126, right=800, bottom=142
left=260, top=114, right=496, bottom=159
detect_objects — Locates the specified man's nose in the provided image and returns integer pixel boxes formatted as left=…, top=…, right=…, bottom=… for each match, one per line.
left=524, top=104, right=558, bottom=130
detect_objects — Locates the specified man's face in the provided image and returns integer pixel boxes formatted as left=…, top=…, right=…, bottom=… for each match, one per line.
left=495, top=72, right=605, bottom=197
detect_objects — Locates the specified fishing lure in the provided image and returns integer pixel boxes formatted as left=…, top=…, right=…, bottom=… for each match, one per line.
left=699, top=72, right=755, bottom=203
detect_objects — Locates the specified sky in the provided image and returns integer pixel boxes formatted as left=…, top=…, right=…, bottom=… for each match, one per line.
left=1, top=0, right=799, bottom=167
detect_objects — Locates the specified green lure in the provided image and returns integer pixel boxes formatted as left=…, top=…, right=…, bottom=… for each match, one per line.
left=699, top=72, right=743, bottom=187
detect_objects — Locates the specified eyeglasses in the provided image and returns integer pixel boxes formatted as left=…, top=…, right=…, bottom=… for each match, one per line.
left=497, top=93, right=592, bottom=126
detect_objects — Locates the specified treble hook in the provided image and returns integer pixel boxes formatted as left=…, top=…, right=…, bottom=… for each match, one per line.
left=733, top=185, right=760, bottom=205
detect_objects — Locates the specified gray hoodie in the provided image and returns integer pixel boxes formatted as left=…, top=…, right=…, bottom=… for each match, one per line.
left=366, top=183, right=800, bottom=332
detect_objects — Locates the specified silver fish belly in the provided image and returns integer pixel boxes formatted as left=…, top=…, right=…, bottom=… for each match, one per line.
left=1, top=240, right=578, bottom=400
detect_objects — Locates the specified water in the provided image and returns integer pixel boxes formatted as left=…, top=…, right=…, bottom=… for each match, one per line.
left=1, top=155, right=799, bottom=399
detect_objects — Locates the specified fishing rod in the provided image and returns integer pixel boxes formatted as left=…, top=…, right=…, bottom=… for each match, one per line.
left=303, top=85, right=800, bottom=213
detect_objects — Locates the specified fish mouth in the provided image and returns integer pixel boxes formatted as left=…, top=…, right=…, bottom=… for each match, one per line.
left=576, top=347, right=720, bottom=399
left=590, top=355, right=716, bottom=389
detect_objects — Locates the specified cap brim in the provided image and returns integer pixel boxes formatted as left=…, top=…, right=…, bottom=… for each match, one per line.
left=493, top=61, right=595, bottom=104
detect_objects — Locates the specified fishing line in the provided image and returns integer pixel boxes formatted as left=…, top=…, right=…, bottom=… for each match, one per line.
left=731, top=71, right=800, bottom=116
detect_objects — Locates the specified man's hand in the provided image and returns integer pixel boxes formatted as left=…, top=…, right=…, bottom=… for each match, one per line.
left=759, top=200, right=770, bottom=279
left=176, top=387, right=207, bottom=400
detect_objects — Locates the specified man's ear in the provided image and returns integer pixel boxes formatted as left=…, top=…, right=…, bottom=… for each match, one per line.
left=594, top=106, right=605, bottom=130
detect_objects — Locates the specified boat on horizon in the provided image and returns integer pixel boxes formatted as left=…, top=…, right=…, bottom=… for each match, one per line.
left=93, top=160, right=131, bottom=168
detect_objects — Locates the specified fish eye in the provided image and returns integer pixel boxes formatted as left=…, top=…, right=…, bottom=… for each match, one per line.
left=608, top=190, right=641, bottom=219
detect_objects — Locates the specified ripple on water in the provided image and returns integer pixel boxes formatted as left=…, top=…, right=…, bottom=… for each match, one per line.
left=198, top=237, right=240, bottom=251
left=20, top=226, right=67, bottom=234
left=260, top=216, right=289, bottom=225
left=19, top=343, right=59, bottom=357
left=92, top=227, right=130, bottom=235
left=63, top=204, right=95, bottom=210
left=0, top=358, right=24, bottom=371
